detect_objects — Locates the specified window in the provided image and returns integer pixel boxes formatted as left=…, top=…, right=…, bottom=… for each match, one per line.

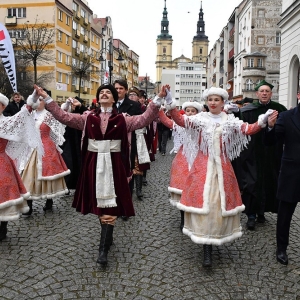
left=257, top=58, right=263, bottom=68
left=58, top=51, right=62, bottom=63
left=163, top=47, right=166, bottom=54
left=258, top=10, right=265, bottom=18
left=245, top=79, right=253, bottom=90
left=276, top=32, right=281, bottom=45
left=72, top=40, right=77, bottom=49
left=175, top=82, right=180, bottom=85
left=65, top=55, right=70, bottom=65
left=66, top=35, right=69, bottom=45
left=248, top=58, right=254, bottom=68
left=176, top=74, right=180, bottom=78
left=73, top=2, right=78, bottom=11
left=72, top=20, right=78, bottom=30
left=58, top=9, right=63, bottom=21
left=65, top=74, right=69, bottom=84
left=175, top=90, right=179, bottom=93
left=81, top=27, right=85, bottom=35
left=7, top=8, right=26, bottom=18
left=257, top=36, right=265, bottom=45
left=81, top=9, right=86, bottom=18
left=200, top=48, right=203, bottom=54
left=58, top=72, right=62, bottom=83
left=58, top=30, right=62, bottom=42
left=66, top=15, right=70, bottom=25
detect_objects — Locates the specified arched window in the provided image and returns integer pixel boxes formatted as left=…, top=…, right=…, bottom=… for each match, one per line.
left=246, top=79, right=253, bottom=90
left=163, top=47, right=166, bottom=54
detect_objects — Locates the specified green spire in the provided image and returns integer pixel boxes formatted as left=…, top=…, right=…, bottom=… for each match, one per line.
left=157, top=0, right=172, bottom=39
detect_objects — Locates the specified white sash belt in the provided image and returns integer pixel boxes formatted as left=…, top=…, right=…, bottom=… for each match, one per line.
left=88, top=139, right=121, bottom=208
left=135, top=128, right=151, bottom=164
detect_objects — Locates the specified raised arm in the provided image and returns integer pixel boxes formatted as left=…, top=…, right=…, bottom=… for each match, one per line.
left=158, top=109, right=174, bottom=129
left=125, top=101, right=160, bottom=132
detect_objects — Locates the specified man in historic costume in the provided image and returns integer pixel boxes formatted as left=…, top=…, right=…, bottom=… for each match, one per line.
left=32, top=83, right=166, bottom=266
left=237, top=80, right=287, bottom=230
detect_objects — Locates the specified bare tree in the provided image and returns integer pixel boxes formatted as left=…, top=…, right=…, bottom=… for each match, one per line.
left=70, top=52, right=100, bottom=98
left=16, top=18, right=55, bottom=83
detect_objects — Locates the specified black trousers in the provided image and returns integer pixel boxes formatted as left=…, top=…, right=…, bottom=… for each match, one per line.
left=276, top=200, right=297, bottom=251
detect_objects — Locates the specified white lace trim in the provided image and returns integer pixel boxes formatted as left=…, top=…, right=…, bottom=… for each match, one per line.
left=182, top=112, right=250, bottom=168
left=0, top=107, right=44, bottom=172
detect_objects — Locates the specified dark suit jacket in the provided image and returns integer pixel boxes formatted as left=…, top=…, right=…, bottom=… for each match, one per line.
left=117, top=96, right=142, bottom=115
left=3, top=100, right=25, bottom=116
left=265, top=104, right=300, bottom=203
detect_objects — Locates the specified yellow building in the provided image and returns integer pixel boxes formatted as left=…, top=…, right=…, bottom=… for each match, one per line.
left=155, top=0, right=209, bottom=82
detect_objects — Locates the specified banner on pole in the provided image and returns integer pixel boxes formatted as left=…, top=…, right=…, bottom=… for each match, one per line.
left=0, top=23, right=17, bottom=92
left=103, top=66, right=109, bottom=84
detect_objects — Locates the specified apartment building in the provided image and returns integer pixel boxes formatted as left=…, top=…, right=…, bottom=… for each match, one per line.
left=0, top=0, right=139, bottom=103
left=206, top=0, right=282, bottom=101
left=161, top=61, right=207, bottom=107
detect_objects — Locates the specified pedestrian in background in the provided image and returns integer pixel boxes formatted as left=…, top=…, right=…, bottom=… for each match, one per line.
left=3, top=92, right=25, bottom=116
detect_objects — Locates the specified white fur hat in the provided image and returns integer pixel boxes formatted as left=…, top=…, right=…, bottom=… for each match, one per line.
left=182, top=101, right=203, bottom=112
left=202, top=87, right=229, bottom=101
left=0, top=93, right=9, bottom=106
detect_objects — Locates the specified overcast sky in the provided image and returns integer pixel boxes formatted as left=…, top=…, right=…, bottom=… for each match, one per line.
left=87, top=0, right=243, bottom=82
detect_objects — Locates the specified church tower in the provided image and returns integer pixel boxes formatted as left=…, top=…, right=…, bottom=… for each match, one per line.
left=192, top=1, right=209, bottom=63
left=155, top=0, right=173, bottom=82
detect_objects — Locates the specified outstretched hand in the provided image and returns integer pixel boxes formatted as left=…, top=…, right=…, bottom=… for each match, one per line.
left=267, top=110, right=278, bottom=128
left=33, top=84, right=48, bottom=99
left=158, top=84, right=170, bottom=98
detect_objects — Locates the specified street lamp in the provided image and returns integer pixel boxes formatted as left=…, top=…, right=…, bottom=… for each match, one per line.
left=98, top=38, right=124, bottom=84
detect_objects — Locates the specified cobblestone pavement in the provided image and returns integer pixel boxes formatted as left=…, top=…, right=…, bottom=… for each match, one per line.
left=1, top=141, right=299, bottom=300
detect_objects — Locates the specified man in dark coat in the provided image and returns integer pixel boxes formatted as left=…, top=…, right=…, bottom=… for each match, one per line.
left=236, top=80, right=287, bottom=230
left=3, top=92, right=25, bottom=116
left=265, top=102, right=300, bottom=265
left=114, top=80, right=142, bottom=217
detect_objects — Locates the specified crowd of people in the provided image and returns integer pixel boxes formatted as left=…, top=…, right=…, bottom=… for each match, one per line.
left=0, top=79, right=298, bottom=269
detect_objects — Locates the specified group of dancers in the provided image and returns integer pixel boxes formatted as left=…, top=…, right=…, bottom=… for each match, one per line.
left=0, top=82, right=278, bottom=268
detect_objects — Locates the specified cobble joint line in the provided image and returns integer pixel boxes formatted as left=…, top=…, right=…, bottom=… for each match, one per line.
left=0, top=142, right=299, bottom=299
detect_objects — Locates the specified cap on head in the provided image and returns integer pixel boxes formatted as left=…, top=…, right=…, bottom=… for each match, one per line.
left=128, top=87, right=140, bottom=96
left=202, top=87, right=229, bottom=101
left=255, top=80, right=274, bottom=91
left=182, top=101, right=203, bottom=112
left=96, top=84, right=118, bottom=103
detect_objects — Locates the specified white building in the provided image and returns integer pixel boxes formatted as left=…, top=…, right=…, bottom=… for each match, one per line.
left=161, top=61, right=206, bottom=108
left=278, top=0, right=300, bottom=108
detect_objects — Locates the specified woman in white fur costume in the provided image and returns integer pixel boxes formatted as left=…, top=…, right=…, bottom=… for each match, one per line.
left=164, top=87, right=277, bottom=267
left=0, top=93, right=42, bottom=240
left=21, top=96, right=70, bottom=215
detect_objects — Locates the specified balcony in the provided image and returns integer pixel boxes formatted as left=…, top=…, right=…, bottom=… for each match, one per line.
left=229, top=27, right=235, bottom=43
left=228, top=48, right=234, bottom=61
left=84, top=35, right=88, bottom=42
left=5, top=16, right=17, bottom=25
left=75, top=11, right=80, bottom=19
left=84, top=17, right=88, bottom=25
left=83, top=86, right=88, bottom=93
left=75, top=30, right=80, bottom=38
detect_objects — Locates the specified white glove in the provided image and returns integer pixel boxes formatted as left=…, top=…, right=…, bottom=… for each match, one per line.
left=31, top=90, right=39, bottom=103
left=165, top=88, right=172, bottom=105
left=61, top=97, right=73, bottom=112
left=224, top=103, right=239, bottom=113
left=262, top=109, right=274, bottom=124
left=153, top=95, right=163, bottom=107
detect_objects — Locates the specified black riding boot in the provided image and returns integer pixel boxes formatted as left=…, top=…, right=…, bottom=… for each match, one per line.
left=22, top=200, right=33, bottom=216
left=142, top=170, right=148, bottom=186
left=135, top=175, right=143, bottom=199
left=180, top=210, right=184, bottom=232
left=43, top=199, right=53, bottom=211
left=0, top=221, right=8, bottom=241
left=202, top=245, right=212, bottom=267
left=97, top=224, right=114, bottom=266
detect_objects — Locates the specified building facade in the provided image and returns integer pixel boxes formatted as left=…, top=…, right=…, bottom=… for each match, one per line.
left=206, top=0, right=282, bottom=102
left=155, top=0, right=209, bottom=88
left=161, top=61, right=207, bottom=108
left=278, top=0, right=300, bottom=108
left=0, top=0, right=139, bottom=104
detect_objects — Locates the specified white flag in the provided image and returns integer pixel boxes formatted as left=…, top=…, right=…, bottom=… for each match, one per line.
left=0, top=23, right=17, bottom=92
left=103, top=66, right=109, bottom=84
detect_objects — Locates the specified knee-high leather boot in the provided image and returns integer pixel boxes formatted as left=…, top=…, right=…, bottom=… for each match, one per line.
left=202, top=245, right=212, bottom=267
left=0, top=221, right=8, bottom=241
left=22, top=200, right=33, bottom=216
left=97, top=223, right=114, bottom=266
left=135, top=175, right=143, bottom=199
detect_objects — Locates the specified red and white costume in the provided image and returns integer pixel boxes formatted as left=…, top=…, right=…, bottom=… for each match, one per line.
left=169, top=108, right=264, bottom=245
left=0, top=106, right=43, bottom=220
left=21, top=109, right=70, bottom=200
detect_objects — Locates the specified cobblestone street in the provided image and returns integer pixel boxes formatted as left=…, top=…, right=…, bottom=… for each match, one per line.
left=0, top=142, right=299, bottom=300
